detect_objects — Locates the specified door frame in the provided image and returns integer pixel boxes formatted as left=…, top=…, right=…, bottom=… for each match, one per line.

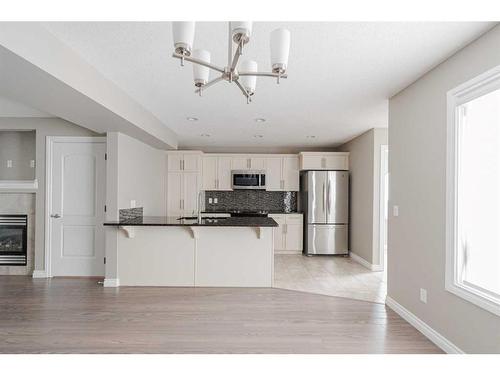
left=44, top=136, right=107, bottom=278
left=377, top=144, right=389, bottom=271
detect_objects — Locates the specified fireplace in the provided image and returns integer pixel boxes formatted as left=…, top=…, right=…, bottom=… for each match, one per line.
left=0, top=215, right=28, bottom=266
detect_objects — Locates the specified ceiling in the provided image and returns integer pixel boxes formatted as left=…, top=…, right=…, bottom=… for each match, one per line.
left=42, top=22, right=495, bottom=150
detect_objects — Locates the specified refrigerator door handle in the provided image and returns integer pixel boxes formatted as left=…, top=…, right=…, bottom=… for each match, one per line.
left=327, top=180, right=331, bottom=215
left=323, top=182, right=326, bottom=213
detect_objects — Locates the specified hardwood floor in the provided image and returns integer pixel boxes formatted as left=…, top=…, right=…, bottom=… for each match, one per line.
left=274, top=254, right=387, bottom=303
left=0, top=276, right=441, bottom=353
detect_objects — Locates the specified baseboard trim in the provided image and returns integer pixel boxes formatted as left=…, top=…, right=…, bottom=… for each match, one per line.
left=385, top=296, right=464, bottom=354
left=349, top=252, right=383, bottom=271
left=32, top=270, right=48, bottom=278
left=103, top=278, right=120, bottom=287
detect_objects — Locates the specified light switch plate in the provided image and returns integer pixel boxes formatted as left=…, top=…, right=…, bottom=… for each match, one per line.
left=30, top=160, right=35, bottom=168
left=7, top=160, right=12, bottom=168
left=393, top=205, right=399, bottom=217
left=420, top=288, right=427, bottom=304
left=130, top=200, right=136, bottom=208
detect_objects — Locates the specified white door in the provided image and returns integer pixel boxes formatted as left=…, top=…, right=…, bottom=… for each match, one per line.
left=167, top=172, right=183, bottom=216
left=266, top=157, right=283, bottom=191
left=202, top=156, right=217, bottom=190
left=283, top=156, right=299, bottom=191
left=49, top=138, right=106, bottom=276
left=217, top=156, right=233, bottom=190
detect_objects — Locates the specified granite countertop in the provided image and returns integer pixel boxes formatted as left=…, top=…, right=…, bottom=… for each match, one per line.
left=104, top=216, right=278, bottom=227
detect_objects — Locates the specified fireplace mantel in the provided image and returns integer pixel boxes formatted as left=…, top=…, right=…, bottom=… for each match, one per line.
left=0, top=180, right=38, bottom=191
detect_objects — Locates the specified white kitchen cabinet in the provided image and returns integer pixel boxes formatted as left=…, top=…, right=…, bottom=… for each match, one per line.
left=265, top=157, right=283, bottom=191
left=231, top=156, right=249, bottom=170
left=250, top=157, right=266, bottom=170
left=167, top=172, right=200, bottom=216
left=282, top=156, right=300, bottom=191
left=217, top=156, right=233, bottom=190
left=183, top=172, right=200, bottom=215
left=202, top=156, right=217, bottom=190
left=167, top=172, right=183, bottom=216
left=269, top=214, right=303, bottom=254
left=299, top=152, right=349, bottom=171
left=202, top=155, right=233, bottom=191
left=265, top=155, right=299, bottom=191
left=167, top=151, right=202, bottom=172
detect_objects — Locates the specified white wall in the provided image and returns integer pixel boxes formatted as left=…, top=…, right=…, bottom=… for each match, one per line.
left=105, top=132, right=167, bottom=282
left=388, top=25, right=500, bottom=353
left=338, top=128, right=388, bottom=266
left=0, top=117, right=99, bottom=271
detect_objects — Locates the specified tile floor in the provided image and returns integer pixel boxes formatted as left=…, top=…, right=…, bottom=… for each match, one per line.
left=274, top=254, right=387, bottom=303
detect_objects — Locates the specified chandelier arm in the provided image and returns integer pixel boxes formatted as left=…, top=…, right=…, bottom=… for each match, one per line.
left=238, top=71, right=288, bottom=79
left=172, top=53, right=225, bottom=74
left=234, top=80, right=250, bottom=98
left=194, top=76, right=224, bottom=94
left=228, top=22, right=233, bottom=67
left=230, top=41, right=243, bottom=72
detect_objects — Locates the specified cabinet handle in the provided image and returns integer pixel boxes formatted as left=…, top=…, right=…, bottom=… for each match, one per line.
left=179, top=199, right=182, bottom=210
left=247, top=158, right=250, bottom=169
left=284, top=224, right=287, bottom=234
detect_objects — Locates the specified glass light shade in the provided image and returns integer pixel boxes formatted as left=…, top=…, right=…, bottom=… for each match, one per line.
left=231, top=21, right=253, bottom=44
left=172, top=21, right=195, bottom=55
left=270, top=28, right=290, bottom=73
left=192, top=49, right=210, bottom=86
left=239, top=60, right=258, bottom=94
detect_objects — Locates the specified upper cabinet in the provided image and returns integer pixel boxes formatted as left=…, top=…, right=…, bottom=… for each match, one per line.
left=167, top=151, right=202, bottom=172
left=299, top=152, right=349, bottom=171
left=231, top=156, right=266, bottom=170
left=201, top=155, right=232, bottom=191
left=265, top=155, right=299, bottom=191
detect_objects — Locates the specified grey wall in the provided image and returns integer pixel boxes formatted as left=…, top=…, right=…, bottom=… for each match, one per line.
left=337, top=128, right=388, bottom=266
left=0, top=117, right=99, bottom=272
left=105, top=132, right=167, bottom=281
left=0, top=131, right=36, bottom=180
left=388, top=25, right=500, bottom=353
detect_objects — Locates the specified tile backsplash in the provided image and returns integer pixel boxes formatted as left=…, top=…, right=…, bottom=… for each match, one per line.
left=204, top=190, right=297, bottom=213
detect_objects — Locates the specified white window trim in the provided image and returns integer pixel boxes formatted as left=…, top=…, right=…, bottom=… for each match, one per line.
left=446, top=64, right=500, bottom=317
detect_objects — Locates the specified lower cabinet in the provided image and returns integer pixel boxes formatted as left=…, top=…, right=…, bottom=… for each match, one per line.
left=269, top=214, right=303, bottom=254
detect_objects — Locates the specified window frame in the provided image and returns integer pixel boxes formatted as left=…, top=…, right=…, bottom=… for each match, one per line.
left=446, top=64, right=500, bottom=317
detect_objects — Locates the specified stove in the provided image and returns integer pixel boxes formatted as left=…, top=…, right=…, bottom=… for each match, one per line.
left=229, top=210, right=269, bottom=218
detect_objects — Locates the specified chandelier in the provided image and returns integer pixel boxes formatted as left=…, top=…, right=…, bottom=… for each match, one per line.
left=172, top=22, right=290, bottom=103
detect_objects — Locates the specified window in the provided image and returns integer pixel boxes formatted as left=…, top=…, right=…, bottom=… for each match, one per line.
left=446, top=65, right=500, bottom=316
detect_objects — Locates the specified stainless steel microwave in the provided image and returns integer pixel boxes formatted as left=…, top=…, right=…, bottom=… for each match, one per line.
left=231, top=170, right=266, bottom=190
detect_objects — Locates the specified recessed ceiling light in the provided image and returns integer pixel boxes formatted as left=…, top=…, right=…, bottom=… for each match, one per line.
left=306, top=135, right=316, bottom=139
left=186, top=117, right=199, bottom=121
left=254, top=118, right=266, bottom=123
left=200, top=133, right=211, bottom=137
left=254, top=134, right=264, bottom=138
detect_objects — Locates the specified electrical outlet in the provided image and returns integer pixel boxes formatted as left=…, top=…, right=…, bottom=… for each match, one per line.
left=214, top=198, right=218, bottom=204
left=393, top=205, right=399, bottom=217
left=420, top=288, right=427, bottom=304
left=7, top=160, right=12, bottom=168
left=208, top=198, right=213, bottom=204
left=130, top=200, right=136, bottom=208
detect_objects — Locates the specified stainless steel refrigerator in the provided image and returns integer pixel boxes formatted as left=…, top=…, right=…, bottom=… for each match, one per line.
left=300, top=170, right=349, bottom=255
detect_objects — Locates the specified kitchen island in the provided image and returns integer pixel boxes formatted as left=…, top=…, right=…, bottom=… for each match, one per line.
left=104, top=216, right=278, bottom=287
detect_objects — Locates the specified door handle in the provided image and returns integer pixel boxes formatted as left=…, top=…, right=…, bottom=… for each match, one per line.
left=50, top=214, right=61, bottom=218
